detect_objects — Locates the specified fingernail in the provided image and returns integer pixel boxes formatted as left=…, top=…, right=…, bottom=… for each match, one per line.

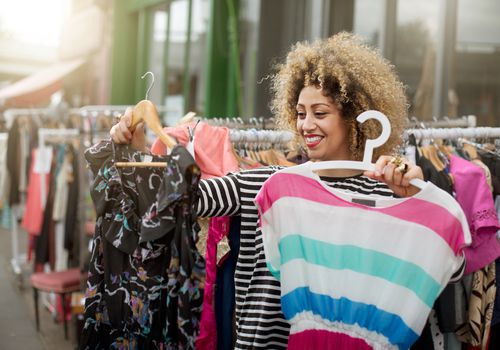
left=375, top=171, right=381, bottom=176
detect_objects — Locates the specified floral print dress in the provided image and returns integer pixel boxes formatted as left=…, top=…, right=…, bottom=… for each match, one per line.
left=80, top=141, right=205, bottom=350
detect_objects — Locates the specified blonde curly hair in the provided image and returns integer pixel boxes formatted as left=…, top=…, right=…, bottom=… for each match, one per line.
left=270, top=32, right=408, bottom=161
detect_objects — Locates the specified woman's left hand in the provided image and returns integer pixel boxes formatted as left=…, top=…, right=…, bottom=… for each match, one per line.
left=363, top=155, right=424, bottom=198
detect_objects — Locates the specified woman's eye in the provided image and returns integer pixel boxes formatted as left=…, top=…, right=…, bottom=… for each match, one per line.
left=315, top=112, right=326, bottom=118
left=296, top=112, right=306, bottom=119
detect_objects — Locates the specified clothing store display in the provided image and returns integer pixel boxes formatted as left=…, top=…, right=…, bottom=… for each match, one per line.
left=197, top=168, right=394, bottom=349
left=256, top=163, right=471, bottom=349
left=81, top=141, right=203, bottom=349
left=7, top=105, right=500, bottom=350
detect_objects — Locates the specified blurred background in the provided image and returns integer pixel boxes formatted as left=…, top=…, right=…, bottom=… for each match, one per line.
left=0, top=0, right=499, bottom=349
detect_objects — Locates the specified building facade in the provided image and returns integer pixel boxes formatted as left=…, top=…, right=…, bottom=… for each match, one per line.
left=110, top=0, right=500, bottom=126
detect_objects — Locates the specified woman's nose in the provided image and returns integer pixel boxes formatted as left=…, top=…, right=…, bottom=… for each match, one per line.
left=302, top=113, right=316, bottom=131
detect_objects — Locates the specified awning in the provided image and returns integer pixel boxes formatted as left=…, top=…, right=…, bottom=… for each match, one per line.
left=0, top=58, right=85, bottom=107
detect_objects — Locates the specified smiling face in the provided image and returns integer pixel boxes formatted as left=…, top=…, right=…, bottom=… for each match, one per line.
left=296, top=86, right=351, bottom=162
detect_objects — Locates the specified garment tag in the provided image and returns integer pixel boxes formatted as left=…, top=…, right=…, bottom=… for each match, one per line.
left=351, top=198, right=377, bottom=207
left=34, top=147, right=53, bottom=174
left=143, top=154, right=153, bottom=163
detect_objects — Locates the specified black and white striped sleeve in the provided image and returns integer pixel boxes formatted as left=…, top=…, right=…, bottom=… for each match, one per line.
left=197, top=173, right=241, bottom=217
left=449, top=252, right=466, bottom=283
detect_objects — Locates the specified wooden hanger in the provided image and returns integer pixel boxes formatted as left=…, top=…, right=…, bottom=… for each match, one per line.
left=129, top=72, right=176, bottom=149
left=116, top=72, right=176, bottom=168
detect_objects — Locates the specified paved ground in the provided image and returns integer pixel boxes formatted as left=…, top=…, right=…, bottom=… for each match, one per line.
left=0, top=226, right=77, bottom=350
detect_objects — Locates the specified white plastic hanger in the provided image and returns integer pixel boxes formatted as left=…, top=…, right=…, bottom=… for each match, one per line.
left=307, top=110, right=426, bottom=190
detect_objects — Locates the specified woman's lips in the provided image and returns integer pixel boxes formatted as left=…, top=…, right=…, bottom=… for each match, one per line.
left=304, top=135, right=323, bottom=148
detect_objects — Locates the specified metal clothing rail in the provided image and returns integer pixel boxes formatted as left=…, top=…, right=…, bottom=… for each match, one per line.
left=229, top=129, right=294, bottom=144
left=407, top=115, right=476, bottom=129
left=3, top=107, right=81, bottom=128
left=79, top=105, right=175, bottom=116
left=404, top=127, right=500, bottom=141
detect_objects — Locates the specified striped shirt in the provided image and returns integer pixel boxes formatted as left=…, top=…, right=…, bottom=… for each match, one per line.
left=255, top=164, right=471, bottom=349
left=197, top=166, right=395, bottom=349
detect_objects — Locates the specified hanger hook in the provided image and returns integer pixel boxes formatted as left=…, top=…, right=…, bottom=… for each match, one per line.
left=141, top=71, right=155, bottom=100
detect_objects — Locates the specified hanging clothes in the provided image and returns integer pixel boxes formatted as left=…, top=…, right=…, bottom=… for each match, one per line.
left=196, top=216, right=230, bottom=350
left=64, top=144, right=80, bottom=267
left=21, top=148, right=51, bottom=235
left=455, top=262, right=496, bottom=349
left=449, top=154, right=500, bottom=274
left=151, top=121, right=239, bottom=179
left=81, top=140, right=203, bottom=350
left=255, top=163, right=471, bottom=350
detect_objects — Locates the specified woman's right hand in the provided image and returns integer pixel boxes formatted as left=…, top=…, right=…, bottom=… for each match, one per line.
left=110, top=107, right=148, bottom=152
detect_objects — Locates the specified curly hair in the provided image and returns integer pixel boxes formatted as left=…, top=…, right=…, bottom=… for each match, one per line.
left=270, top=32, right=408, bottom=161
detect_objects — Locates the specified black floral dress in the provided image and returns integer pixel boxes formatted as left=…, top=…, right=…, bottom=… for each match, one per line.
left=80, top=140, right=205, bottom=350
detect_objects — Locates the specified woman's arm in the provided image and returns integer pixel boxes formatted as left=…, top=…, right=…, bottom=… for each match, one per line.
left=197, top=175, right=241, bottom=217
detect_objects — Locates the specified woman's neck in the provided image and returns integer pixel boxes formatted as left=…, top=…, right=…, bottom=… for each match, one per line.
left=315, top=168, right=364, bottom=178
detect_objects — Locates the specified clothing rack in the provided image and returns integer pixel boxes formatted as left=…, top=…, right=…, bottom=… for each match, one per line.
left=404, top=127, right=500, bottom=141
left=229, top=129, right=294, bottom=145
left=79, top=105, right=174, bottom=116
left=3, top=107, right=81, bottom=129
left=406, top=115, right=476, bottom=129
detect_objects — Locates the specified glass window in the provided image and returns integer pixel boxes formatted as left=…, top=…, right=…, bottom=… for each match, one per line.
left=147, top=0, right=209, bottom=125
left=456, top=0, right=500, bottom=126
left=353, top=0, right=384, bottom=47
left=394, top=0, right=439, bottom=120
left=148, top=7, right=168, bottom=106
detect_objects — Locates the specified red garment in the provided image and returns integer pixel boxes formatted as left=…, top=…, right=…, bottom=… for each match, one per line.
left=22, top=149, right=51, bottom=235
left=151, top=121, right=239, bottom=178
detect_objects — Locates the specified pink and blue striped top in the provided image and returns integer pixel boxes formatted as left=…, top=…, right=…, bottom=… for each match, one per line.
left=255, top=163, right=471, bottom=350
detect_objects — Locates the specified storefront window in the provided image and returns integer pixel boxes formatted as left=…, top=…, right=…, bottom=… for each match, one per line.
left=147, top=0, right=209, bottom=124
left=456, top=0, right=500, bottom=126
left=394, top=0, right=439, bottom=120
left=353, top=0, right=384, bottom=48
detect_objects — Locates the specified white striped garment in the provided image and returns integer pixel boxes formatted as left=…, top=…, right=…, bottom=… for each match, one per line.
left=255, top=164, right=471, bottom=349
left=197, top=166, right=396, bottom=349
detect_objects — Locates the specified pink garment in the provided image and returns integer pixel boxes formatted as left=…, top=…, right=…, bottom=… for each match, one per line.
left=449, top=155, right=500, bottom=274
left=196, top=217, right=231, bottom=350
left=151, top=121, right=239, bottom=179
left=289, top=329, right=372, bottom=350
left=22, top=149, right=51, bottom=235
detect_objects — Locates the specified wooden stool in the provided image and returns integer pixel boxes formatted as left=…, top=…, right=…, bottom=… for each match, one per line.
left=30, top=268, right=82, bottom=340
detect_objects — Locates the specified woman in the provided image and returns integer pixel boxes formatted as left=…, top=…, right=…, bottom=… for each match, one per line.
left=111, top=32, right=424, bottom=349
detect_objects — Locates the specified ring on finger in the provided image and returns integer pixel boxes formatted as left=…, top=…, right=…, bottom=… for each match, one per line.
left=396, top=162, right=408, bottom=174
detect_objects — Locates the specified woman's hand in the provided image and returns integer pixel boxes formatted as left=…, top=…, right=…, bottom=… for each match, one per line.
left=364, top=155, right=424, bottom=197
left=110, top=107, right=148, bottom=152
